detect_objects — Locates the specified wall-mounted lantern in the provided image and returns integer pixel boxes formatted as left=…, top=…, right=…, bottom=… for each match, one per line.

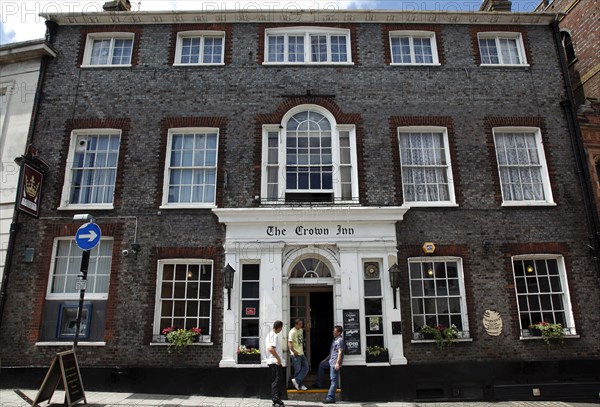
left=222, top=263, right=236, bottom=310
left=388, top=263, right=401, bottom=309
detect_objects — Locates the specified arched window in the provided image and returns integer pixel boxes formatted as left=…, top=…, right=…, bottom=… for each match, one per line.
left=262, top=105, right=358, bottom=204
left=290, top=258, right=332, bottom=278
left=561, top=31, right=576, bottom=65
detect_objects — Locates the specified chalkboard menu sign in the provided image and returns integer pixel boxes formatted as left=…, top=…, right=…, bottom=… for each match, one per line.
left=33, top=350, right=86, bottom=407
left=343, top=309, right=361, bottom=355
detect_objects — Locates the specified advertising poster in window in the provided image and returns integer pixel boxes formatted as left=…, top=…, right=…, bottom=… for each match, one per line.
left=343, top=309, right=360, bottom=355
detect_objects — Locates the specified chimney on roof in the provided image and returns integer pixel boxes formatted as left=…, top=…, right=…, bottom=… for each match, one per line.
left=479, top=0, right=512, bottom=12
left=102, top=0, right=131, bottom=11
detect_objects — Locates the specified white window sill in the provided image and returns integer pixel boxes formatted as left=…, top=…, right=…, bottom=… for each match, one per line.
left=159, top=204, right=217, bottom=210
left=501, top=201, right=556, bottom=207
left=58, top=204, right=114, bottom=211
left=262, top=62, right=354, bottom=66
left=173, top=63, right=225, bottom=67
left=150, top=341, right=213, bottom=346
left=411, top=338, right=472, bottom=344
left=390, top=63, right=441, bottom=66
left=81, top=64, right=133, bottom=68
left=404, top=202, right=459, bottom=208
left=46, top=295, right=108, bottom=300
left=366, top=362, right=390, bottom=366
left=520, top=335, right=579, bottom=341
left=480, top=63, right=530, bottom=68
left=36, top=341, right=106, bottom=346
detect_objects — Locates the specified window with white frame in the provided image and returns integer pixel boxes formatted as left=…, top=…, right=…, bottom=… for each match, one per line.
left=42, top=238, right=113, bottom=342
left=478, top=32, right=527, bottom=66
left=162, top=128, right=218, bottom=207
left=240, top=264, right=260, bottom=350
left=493, top=127, right=554, bottom=205
left=59, top=130, right=121, bottom=209
left=265, top=27, right=352, bottom=64
left=512, top=255, right=576, bottom=337
left=398, top=127, right=455, bottom=206
left=47, top=238, right=113, bottom=299
left=408, top=257, right=469, bottom=339
left=363, top=262, right=384, bottom=348
left=174, top=31, right=225, bottom=65
left=262, top=107, right=358, bottom=204
left=82, top=33, right=134, bottom=67
left=155, top=260, right=214, bottom=340
left=390, top=31, right=439, bottom=65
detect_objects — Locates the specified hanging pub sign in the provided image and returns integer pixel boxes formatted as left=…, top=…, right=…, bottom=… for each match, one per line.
left=18, top=163, right=43, bottom=218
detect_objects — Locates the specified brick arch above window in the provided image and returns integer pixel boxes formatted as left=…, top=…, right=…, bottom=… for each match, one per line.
left=254, top=97, right=366, bottom=205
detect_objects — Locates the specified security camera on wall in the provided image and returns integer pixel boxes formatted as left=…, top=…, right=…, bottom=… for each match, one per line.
left=122, top=249, right=130, bottom=257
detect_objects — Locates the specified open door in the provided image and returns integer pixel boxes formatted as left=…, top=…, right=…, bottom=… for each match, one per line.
left=290, top=287, right=333, bottom=371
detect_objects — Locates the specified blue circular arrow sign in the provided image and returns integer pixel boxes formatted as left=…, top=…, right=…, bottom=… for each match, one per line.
left=75, top=222, right=102, bottom=251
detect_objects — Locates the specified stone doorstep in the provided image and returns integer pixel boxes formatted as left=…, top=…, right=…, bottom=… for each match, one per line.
left=287, top=388, right=342, bottom=402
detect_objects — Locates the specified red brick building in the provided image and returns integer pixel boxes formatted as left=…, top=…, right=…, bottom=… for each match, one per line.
left=535, top=0, right=600, bottom=220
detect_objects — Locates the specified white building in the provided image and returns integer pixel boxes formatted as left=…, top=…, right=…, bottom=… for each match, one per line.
left=0, top=39, right=56, bottom=282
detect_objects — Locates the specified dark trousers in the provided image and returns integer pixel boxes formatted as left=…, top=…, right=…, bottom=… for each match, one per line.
left=269, top=364, right=284, bottom=403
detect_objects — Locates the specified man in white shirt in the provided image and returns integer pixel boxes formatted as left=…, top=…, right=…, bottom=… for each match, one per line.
left=266, top=320, right=284, bottom=406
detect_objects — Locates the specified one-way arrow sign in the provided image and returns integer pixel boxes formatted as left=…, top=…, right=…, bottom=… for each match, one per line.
left=75, top=222, right=102, bottom=251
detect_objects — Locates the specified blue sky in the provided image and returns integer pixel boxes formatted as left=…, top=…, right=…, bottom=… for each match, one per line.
left=1, top=0, right=541, bottom=45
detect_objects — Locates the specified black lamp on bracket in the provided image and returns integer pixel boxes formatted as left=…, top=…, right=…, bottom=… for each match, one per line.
left=222, top=263, right=236, bottom=310
left=389, top=263, right=401, bottom=309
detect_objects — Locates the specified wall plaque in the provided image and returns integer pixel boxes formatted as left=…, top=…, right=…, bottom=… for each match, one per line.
left=483, top=309, right=503, bottom=336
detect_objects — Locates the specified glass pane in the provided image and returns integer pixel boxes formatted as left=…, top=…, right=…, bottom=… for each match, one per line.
left=364, top=280, right=382, bottom=297
left=364, top=298, right=382, bottom=315
left=242, top=281, right=259, bottom=298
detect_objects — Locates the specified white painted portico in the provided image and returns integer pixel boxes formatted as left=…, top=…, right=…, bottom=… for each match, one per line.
left=212, top=206, right=409, bottom=368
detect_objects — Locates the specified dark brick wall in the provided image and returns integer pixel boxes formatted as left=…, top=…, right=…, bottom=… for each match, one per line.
left=1, top=19, right=599, bottom=372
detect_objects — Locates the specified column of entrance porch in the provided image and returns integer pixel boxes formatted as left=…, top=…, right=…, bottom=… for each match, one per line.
left=219, top=242, right=286, bottom=368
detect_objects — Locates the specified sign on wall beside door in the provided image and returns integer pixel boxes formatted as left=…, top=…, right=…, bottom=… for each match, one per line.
left=343, top=309, right=361, bottom=355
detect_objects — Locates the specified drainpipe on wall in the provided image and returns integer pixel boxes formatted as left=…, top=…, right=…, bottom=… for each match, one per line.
left=551, top=18, right=600, bottom=286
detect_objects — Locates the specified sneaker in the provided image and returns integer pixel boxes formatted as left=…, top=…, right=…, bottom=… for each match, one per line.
left=291, top=378, right=300, bottom=390
left=323, top=400, right=335, bottom=404
left=300, top=385, right=308, bottom=391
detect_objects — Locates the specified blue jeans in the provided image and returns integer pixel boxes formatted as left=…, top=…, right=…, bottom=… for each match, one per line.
left=315, top=359, right=330, bottom=388
left=326, top=366, right=340, bottom=402
left=291, top=354, right=309, bottom=386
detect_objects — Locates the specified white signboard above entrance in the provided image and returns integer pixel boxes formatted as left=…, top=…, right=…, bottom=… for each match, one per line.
left=266, top=225, right=355, bottom=237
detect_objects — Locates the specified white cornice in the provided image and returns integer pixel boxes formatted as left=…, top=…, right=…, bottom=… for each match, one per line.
left=0, top=40, right=57, bottom=64
left=40, top=10, right=556, bottom=26
left=212, top=206, right=409, bottom=225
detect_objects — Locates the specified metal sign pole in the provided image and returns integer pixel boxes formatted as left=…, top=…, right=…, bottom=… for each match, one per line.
left=73, top=249, right=90, bottom=350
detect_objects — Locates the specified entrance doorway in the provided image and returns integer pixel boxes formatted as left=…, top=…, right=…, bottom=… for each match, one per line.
left=290, top=287, right=334, bottom=371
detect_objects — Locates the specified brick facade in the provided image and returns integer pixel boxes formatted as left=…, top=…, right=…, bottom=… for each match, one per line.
left=1, top=8, right=599, bottom=401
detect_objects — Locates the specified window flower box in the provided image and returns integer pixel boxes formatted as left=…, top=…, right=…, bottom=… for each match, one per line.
left=237, top=345, right=261, bottom=364
left=366, top=346, right=389, bottom=363
left=237, top=353, right=261, bottom=364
